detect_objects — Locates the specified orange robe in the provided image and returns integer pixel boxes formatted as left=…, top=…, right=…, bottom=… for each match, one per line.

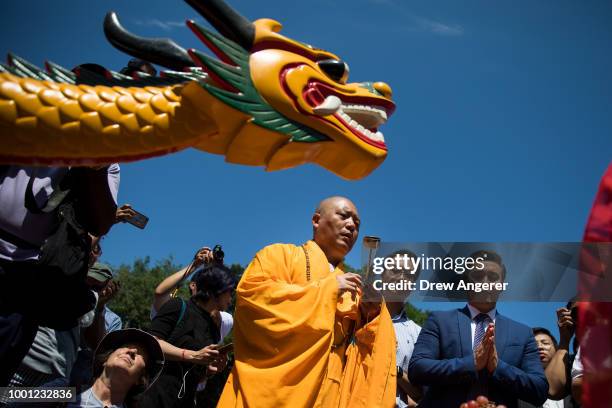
left=217, top=240, right=396, bottom=408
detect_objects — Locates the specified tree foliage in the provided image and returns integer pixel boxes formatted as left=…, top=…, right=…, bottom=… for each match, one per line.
left=108, top=257, right=179, bottom=330
left=405, top=302, right=429, bottom=326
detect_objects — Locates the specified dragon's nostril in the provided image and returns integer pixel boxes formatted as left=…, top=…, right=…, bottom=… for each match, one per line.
left=373, top=82, right=392, bottom=99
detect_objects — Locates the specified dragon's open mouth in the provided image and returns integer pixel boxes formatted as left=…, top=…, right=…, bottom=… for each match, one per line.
left=336, top=103, right=387, bottom=147
left=302, top=81, right=395, bottom=150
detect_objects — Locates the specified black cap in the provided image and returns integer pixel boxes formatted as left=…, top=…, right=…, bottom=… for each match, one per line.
left=93, top=328, right=164, bottom=393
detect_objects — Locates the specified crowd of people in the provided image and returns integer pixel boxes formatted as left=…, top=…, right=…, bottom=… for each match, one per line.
left=0, top=156, right=236, bottom=408
left=0, top=174, right=589, bottom=408
left=0, top=63, right=599, bottom=408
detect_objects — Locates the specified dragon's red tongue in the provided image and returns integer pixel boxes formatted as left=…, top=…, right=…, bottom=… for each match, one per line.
left=304, top=86, right=325, bottom=106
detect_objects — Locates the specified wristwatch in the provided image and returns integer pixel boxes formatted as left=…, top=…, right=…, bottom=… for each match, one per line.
left=397, top=365, right=403, bottom=378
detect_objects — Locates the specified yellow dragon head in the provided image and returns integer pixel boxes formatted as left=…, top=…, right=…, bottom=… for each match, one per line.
left=1, top=0, right=395, bottom=179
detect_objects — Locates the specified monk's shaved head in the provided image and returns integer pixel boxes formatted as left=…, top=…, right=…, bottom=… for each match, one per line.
left=315, top=196, right=356, bottom=215
left=312, top=196, right=360, bottom=266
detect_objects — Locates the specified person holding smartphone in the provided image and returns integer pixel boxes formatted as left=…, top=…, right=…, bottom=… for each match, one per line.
left=115, top=204, right=149, bottom=229
left=139, top=264, right=236, bottom=408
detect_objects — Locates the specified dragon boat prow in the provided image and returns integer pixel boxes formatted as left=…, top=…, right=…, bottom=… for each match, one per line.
left=0, top=0, right=396, bottom=180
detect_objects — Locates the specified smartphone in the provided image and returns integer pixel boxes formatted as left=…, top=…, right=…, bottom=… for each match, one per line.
left=217, top=343, right=234, bottom=354
left=125, top=209, right=149, bottom=229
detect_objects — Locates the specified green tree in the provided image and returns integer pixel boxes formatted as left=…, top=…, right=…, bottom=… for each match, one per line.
left=109, top=257, right=182, bottom=330
left=405, top=302, right=429, bottom=326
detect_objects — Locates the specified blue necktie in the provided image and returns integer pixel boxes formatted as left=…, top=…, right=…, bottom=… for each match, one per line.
left=473, top=313, right=490, bottom=350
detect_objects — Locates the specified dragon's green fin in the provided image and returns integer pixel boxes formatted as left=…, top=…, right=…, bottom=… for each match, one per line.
left=2, top=54, right=195, bottom=87
left=7, top=54, right=53, bottom=81
left=189, top=22, right=328, bottom=143
left=45, top=61, right=77, bottom=84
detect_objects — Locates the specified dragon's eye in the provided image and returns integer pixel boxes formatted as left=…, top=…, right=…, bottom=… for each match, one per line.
left=317, top=59, right=349, bottom=84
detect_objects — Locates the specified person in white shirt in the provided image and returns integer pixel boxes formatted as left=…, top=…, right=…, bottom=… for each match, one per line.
left=0, top=165, right=120, bottom=386
left=379, top=249, right=423, bottom=408
left=570, top=347, right=583, bottom=404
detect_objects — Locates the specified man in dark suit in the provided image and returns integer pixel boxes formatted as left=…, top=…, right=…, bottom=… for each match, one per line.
left=408, top=250, right=548, bottom=408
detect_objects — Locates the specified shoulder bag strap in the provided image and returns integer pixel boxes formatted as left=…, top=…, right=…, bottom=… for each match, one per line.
left=24, top=169, right=72, bottom=214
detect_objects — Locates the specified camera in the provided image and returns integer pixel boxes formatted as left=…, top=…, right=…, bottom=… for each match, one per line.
left=212, top=245, right=225, bottom=264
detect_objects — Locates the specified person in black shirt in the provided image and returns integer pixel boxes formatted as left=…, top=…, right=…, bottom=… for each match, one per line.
left=139, top=264, right=236, bottom=408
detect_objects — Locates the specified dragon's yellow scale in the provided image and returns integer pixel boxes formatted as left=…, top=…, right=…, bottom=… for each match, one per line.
left=0, top=72, right=204, bottom=164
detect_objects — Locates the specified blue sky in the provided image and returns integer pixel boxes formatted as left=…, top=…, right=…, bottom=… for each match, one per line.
left=3, top=0, right=611, bottom=338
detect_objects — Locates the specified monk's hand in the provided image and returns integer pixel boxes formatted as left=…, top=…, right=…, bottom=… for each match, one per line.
left=188, top=344, right=220, bottom=365
left=336, top=273, right=362, bottom=295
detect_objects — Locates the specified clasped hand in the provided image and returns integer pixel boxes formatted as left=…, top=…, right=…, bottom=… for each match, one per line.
left=474, top=323, right=498, bottom=373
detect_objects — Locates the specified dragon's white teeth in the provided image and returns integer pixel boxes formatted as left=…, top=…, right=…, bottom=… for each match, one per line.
left=312, top=95, right=342, bottom=115
left=337, top=110, right=386, bottom=144
left=341, top=104, right=388, bottom=127
left=333, top=102, right=387, bottom=144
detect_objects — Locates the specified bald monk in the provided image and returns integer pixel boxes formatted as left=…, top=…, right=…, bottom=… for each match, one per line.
left=218, top=196, right=397, bottom=408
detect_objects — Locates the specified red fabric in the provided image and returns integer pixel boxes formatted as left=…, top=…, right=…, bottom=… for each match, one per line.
left=579, top=163, right=612, bottom=407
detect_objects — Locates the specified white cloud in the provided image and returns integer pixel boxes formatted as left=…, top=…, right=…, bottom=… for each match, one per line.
left=363, top=0, right=464, bottom=37
left=134, top=19, right=186, bottom=31
left=413, top=16, right=464, bottom=36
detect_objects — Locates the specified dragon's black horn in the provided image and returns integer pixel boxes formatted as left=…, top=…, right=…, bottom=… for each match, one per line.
left=185, top=0, right=255, bottom=50
left=104, top=12, right=193, bottom=71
